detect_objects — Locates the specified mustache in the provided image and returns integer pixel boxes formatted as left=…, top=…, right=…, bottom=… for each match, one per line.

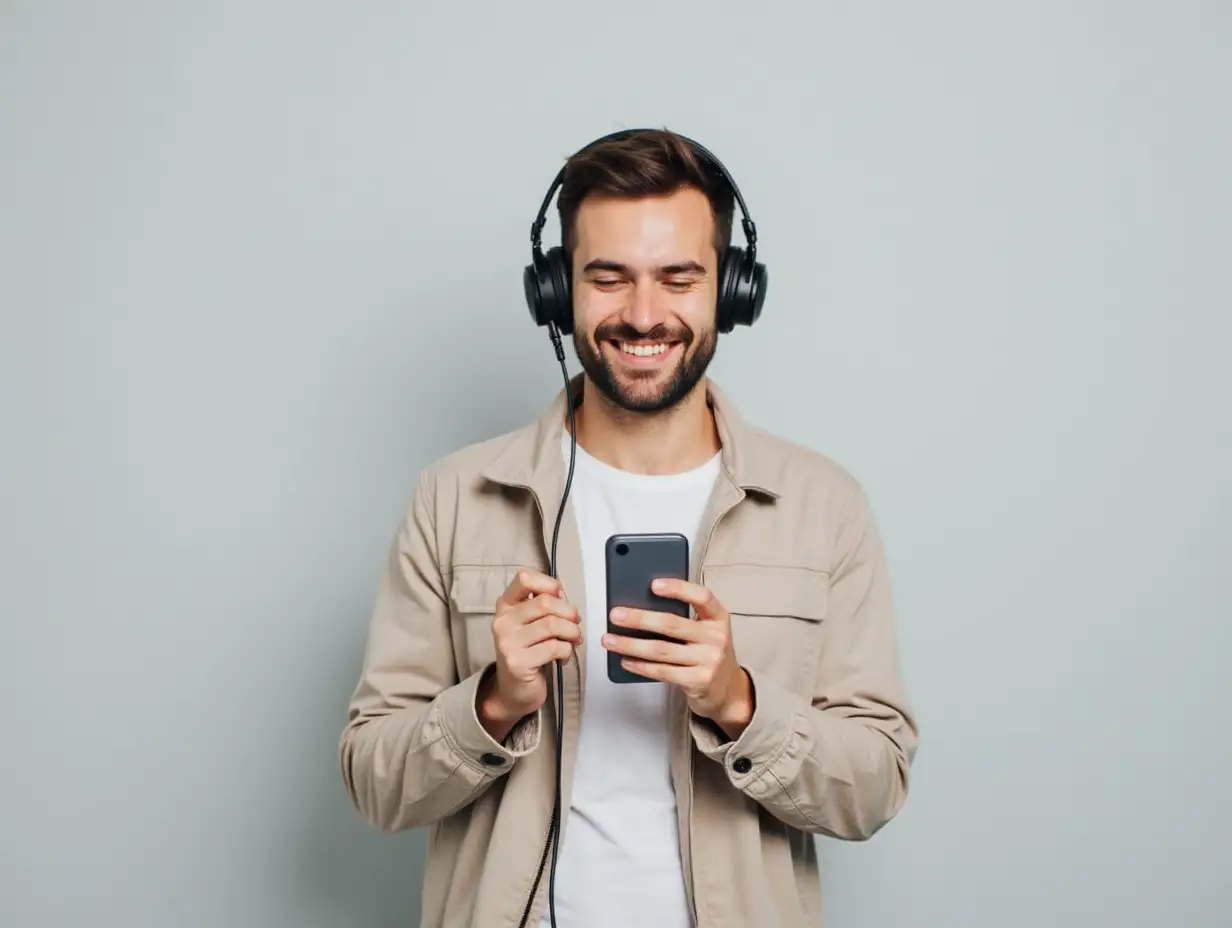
left=593, top=322, right=693, bottom=345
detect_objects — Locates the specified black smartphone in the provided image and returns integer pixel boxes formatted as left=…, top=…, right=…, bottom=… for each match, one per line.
left=605, top=532, right=690, bottom=684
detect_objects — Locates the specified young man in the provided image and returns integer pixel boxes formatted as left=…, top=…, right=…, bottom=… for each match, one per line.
left=339, top=129, right=919, bottom=928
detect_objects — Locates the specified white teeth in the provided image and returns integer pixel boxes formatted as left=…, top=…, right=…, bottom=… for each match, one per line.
left=618, top=342, right=669, bottom=357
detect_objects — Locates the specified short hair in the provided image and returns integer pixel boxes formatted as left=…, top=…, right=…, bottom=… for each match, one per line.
left=556, top=128, right=736, bottom=260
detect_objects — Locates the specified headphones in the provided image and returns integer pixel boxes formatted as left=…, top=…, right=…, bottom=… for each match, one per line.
left=522, top=128, right=768, bottom=336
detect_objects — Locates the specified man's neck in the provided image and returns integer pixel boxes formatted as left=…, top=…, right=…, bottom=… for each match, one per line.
left=571, top=378, right=721, bottom=476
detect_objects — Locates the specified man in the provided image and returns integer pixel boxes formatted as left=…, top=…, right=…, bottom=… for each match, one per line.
left=339, top=128, right=919, bottom=928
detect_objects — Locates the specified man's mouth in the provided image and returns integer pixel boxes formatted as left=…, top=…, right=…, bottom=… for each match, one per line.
left=615, top=340, right=673, bottom=357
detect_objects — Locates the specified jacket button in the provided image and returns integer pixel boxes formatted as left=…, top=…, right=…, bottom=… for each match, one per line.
left=732, top=756, right=752, bottom=775
left=480, top=752, right=506, bottom=766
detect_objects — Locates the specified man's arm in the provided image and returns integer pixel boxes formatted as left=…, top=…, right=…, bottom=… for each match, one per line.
left=338, top=471, right=541, bottom=833
left=689, top=482, right=919, bottom=840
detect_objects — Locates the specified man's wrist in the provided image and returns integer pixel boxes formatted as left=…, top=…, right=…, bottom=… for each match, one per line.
left=476, top=668, right=535, bottom=743
left=476, top=670, right=516, bottom=740
left=713, top=667, right=755, bottom=741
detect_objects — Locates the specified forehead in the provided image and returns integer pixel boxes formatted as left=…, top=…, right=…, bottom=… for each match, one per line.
left=572, top=186, right=715, bottom=261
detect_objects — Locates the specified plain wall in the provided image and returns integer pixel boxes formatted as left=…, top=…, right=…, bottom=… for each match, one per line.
left=2, top=2, right=1229, bottom=926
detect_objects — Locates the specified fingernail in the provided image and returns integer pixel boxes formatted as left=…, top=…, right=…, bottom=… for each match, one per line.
left=610, top=608, right=626, bottom=622
left=652, top=579, right=665, bottom=591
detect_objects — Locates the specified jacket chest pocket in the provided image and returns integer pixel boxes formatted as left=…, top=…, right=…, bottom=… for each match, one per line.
left=701, top=564, right=829, bottom=698
left=447, top=565, right=520, bottom=679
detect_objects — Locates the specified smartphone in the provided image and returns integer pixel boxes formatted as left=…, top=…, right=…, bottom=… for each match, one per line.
left=605, top=532, right=690, bottom=684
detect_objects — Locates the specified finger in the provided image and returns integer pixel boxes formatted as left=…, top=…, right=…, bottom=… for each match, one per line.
left=651, top=578, right=725, bottom=620
left=521, top=637, right=574, bottom=671
left=519, top=615, right=583, bottom=648
left=507, top=594, right=578, bottom=627
left=498, top=569, right=562, bottom=608
left=618, top=658, right=695, bottom=685
left=610, top=607, right=703, bottom=642
left=602, top=633, right=697, bottom=666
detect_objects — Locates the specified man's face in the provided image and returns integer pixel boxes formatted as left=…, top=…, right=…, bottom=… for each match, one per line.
left=570, top=186, right=720, bottom=413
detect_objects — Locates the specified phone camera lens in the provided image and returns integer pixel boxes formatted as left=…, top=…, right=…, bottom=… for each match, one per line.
left=615, top=543, right=629, bottom=556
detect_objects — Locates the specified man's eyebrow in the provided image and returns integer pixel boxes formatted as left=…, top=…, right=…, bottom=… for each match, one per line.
left=658, top=261, right=706, bottom=276
left=581, top=259, right=630, bottom=275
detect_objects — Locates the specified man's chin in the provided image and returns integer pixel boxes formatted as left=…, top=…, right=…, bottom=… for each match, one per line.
left=600, top=372, right=684, bottom=413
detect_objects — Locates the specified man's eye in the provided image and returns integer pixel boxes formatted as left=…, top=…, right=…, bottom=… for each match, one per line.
left=664, top=279, right=696, bottom=291
left=592, top=279, right=622, bottom=288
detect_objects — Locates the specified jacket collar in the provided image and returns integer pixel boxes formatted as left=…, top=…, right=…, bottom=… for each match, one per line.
left=479, top=374, right=781, bottom=502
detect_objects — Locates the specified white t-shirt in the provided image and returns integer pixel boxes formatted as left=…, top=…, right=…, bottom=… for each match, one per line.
left=541, top=433, right=720, bottom=928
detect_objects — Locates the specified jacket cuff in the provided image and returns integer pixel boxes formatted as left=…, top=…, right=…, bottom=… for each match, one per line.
left=436, top=663, right=541, bottom=776
left=689, top=666, right=809, bottom=790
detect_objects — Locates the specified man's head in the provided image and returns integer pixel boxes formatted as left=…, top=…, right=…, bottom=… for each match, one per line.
left=557, top=130, right=736, bottom=414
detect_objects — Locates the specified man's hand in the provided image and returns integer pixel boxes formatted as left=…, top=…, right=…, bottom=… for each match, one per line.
left=476, top=569, right=580, bottom=743
left=602, top=578, right=754, bottom=740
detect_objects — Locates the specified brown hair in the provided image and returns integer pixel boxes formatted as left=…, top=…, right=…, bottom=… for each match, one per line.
left=556, top=128, right=735, bottom=260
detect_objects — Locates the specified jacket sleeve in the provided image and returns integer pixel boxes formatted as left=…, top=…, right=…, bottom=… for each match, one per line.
left=690, top=482, right=919, bottom=840
left=339, top=471, right=541, bottom=833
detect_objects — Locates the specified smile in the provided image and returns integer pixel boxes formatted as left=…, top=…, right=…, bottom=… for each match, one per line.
left=617, top=341, right=672, bottom=357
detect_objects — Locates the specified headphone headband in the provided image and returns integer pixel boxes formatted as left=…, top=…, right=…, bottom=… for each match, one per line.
left=529, top=129, right=757, bottom=259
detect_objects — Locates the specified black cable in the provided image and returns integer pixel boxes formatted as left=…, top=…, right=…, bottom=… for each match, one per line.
left=545, top=321, right=576, bottom=928
left=516, top=324, right=575, bottom=928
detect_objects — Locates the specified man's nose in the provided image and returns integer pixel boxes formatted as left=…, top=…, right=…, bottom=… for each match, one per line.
left=620, top=278, right=665, bottom=332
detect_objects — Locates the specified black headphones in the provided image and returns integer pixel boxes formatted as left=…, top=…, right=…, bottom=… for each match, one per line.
left=522, top=128, right=767, bottom=336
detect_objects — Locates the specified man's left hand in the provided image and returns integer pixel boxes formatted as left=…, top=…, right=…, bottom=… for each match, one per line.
left=602, top=578, right=754, bottom=739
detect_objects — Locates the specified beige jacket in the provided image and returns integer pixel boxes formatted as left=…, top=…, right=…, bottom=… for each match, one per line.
left=339, top=377, right=919, bottom=927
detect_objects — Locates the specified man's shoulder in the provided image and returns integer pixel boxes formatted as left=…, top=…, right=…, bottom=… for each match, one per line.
left=418, top=425, right=528, bottom=487
left=743, top=421, right=867, bottom=505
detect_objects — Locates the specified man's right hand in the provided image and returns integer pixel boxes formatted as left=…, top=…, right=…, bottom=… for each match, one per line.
left=476, top=569, right=580, bottom=742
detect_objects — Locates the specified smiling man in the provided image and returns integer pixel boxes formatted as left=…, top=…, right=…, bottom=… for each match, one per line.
left=339, top=128, right=919, bottom=928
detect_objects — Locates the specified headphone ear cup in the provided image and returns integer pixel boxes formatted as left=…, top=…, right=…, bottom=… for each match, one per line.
left=523, top=246, right=573, bottom=333
left=715, top=246, right=767, bottom=333
left=716, top=247, right=743, bottom=333
left=523, top=253, right=548, bottom=327
left=545, top=246, right=573, bottom=334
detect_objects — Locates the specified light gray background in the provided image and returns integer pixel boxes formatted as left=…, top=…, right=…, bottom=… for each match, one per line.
left=2, top=2, right=1229, bottom=926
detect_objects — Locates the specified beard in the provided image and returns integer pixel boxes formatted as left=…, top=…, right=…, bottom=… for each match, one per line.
left=573, top=319, right=718, bottom=413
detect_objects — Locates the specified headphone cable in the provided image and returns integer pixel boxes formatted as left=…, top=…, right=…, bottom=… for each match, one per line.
left=543, top=321, right=575, bottom=928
